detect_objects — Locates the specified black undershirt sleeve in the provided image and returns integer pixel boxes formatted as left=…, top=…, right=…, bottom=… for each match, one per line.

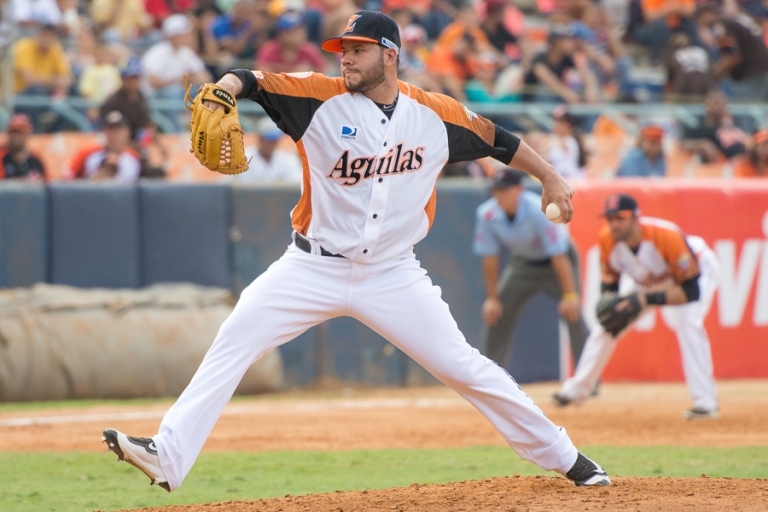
left=601, top=282, right=620, bottom=293
left=679, top=275, right=700, bottom=302
left=445, top=123, right=521, bottom=164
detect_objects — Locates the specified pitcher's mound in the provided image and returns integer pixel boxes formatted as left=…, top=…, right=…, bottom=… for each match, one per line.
left=123, top=475, right=768, bottom=511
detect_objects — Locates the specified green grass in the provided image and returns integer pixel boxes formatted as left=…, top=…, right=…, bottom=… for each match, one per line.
left=1, top=446, right=766, bottom=512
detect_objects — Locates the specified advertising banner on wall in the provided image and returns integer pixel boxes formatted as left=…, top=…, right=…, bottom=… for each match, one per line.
left=569, top=179, right=768, bottom=381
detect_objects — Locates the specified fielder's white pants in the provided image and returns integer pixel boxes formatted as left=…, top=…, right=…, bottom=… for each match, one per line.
left=559, top=246, right=720, bottom=411
left=153, top=244, right=579, bottom=490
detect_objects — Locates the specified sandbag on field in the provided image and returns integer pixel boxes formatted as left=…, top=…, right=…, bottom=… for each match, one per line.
left=0, top=283, right=283, bottom=401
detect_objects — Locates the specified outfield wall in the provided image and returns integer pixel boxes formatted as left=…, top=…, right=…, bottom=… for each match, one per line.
left=0, top=180, right=766, bottom=390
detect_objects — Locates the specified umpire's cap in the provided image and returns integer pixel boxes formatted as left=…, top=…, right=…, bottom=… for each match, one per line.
left=603, top=194, right=640, bottom=217
left=491, top=168, right=526, bottom=189
left=321, top=11, right=400, bottom=54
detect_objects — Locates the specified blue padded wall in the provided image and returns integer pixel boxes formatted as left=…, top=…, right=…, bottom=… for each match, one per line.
left=139, top=183, right=230, bottom=288
left=49, top=183, right=140, bottom=288
left=0, top=183, right=47, bottom=288
left=229, top=184, right=316, bottom=387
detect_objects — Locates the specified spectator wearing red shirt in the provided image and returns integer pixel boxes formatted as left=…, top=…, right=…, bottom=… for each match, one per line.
left=255, top=12, right=326, bottom=74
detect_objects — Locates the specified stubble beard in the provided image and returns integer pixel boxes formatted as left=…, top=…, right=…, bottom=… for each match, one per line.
left=343, top=52, right=386, bottom=93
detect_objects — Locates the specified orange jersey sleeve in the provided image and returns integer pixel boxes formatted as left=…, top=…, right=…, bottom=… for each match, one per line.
left=645, top=223, right=700, bottom=283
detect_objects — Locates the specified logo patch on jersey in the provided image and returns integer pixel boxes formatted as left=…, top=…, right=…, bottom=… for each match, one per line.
left=340, top=126, right=358, bottom=141
left=286, top=71, right=313, bottom=79
left=253, top=71, right=265, bottom=79
left=463, top=105, right=478, bottom=122
left=677, top=252, right=692, bottom=270
left=327, top=142, right=426, bottom=186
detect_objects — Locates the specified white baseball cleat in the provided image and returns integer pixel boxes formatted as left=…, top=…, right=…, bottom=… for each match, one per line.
left=102, top=428, right=170, bottom=492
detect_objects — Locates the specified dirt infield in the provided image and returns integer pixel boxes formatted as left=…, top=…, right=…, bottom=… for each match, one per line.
left=126, top=476, right=768, bottom=512
left=2, top=380, right=768, bottom=511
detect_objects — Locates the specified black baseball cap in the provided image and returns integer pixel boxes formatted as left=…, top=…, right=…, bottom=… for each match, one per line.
left=321, top=11, right=400, bottom=54
left=603, top=194, right=640, bottom=217
left=491, top=168, right=526, bottom=189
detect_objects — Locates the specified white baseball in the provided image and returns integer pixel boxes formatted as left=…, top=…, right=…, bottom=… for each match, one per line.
left=545, top=203, right=563, bottom=223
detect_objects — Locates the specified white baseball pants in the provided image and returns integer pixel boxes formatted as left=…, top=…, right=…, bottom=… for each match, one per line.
left=559, top=245, right=721, bottom=411
left=153, top=242, right=579, bottom=490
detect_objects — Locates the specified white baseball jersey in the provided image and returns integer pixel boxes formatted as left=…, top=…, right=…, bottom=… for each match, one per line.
left=235, top=71, right=517, bottom=263
left=600, top=216, right=701, bottom=291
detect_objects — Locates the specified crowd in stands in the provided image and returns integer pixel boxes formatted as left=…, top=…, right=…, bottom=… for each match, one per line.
left=2, top=0, right=768, bottom=181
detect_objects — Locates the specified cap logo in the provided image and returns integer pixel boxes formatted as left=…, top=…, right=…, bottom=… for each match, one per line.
left=606, top=195, right=619, bottom=210
left=343, top=15, right=361, bottom=33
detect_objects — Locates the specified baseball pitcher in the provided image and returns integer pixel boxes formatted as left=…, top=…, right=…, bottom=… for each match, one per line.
left=552, top=194, right=721, bottom=420
left=102, top=11, right=610, bottom=491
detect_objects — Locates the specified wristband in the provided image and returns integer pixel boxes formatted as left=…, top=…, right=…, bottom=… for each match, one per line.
left=562, top=292, right=579, bottom=301
left=645, top=292, right=666, bottom=305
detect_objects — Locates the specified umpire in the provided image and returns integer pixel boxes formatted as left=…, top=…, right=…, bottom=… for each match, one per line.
left=473, top=168, right=589, bottom=368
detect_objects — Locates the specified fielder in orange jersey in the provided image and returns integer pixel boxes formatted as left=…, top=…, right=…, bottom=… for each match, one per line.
left=552, top=194, right=721, bottom=420
left=102, top=11, right=610, bottom=491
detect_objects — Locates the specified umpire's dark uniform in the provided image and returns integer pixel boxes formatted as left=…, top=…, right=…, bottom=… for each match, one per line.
left=473, top=177, right=588, bottom=369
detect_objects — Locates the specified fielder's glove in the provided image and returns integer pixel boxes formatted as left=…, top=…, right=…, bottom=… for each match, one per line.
left=184, top=77, right=249, bottom=175
left=596, top=293, right=642, bottom=336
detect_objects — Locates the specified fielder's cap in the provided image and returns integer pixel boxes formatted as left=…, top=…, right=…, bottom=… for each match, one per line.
left=321, top=10, right=400, bottom=54
left=603, top=194, right=640, bottom=217
left=754, top=129, right=768, bottom=144
left=274, top=11, right=303, bottom=32
left=641, top=125, right=664, bottom=142
left=163, top=14, right=192, bottom=37
left=7, top=113, right=33, bottom=133
left=103, top=110, right=128, bottom=128
left=491, top=168, right=526, bottom=189
left=121, top=56, right=142, bottom=77
left=258, top=118, right=284, bottom=141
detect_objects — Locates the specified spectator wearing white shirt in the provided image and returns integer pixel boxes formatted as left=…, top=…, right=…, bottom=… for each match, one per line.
left=69, top=111, right=142, bottom=182
left=141, top=14, right=210, bottom=101
left=231, top=118, right=302, bottom=184
left=12, top=0, right=63, bottom=32
left=547, top=107, right=587, bottom=180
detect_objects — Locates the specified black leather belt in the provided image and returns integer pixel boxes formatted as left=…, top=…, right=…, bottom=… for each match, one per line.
left=294, top=233, right=345, bottom=257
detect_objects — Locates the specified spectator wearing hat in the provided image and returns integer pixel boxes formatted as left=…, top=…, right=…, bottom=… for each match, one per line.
left=69, top=111, right=141, bottom=182
left=523, top=25, right=599, bottom=104
left=0, top=114, right=46, bottom=181
left=255, top=12, right=326, bottom=74
left=734, top=130, right=768, bottom=178
left=616, top=125, right=667, bottom=177
left=100, top=56, right=153, bottom=142
left=212, top=0, right=268, bottom=62
left=230, top=118, right=302, bottom=183
left=141, top=14, right=211, bottom=100
left=473, top=167, right=589, bottom=372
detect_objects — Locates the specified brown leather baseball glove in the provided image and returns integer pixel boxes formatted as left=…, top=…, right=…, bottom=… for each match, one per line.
left=184, top=77, right=249, bottom=175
